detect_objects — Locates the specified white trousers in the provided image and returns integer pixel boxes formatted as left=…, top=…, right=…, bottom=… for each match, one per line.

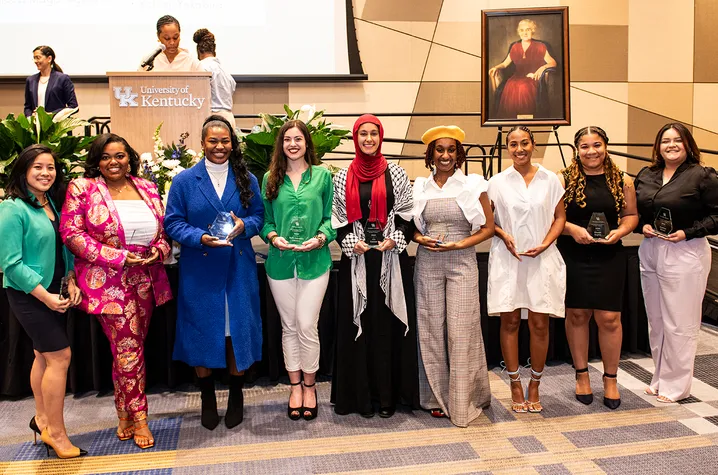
left=639, top=237, right=711, bottom=401
left=267, top=270, right=330, bottom=374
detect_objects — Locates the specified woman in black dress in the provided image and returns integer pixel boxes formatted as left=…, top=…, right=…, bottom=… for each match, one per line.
left=330, top=114, right=419, bottom=418
left=557, top=126, right=638, bottom=409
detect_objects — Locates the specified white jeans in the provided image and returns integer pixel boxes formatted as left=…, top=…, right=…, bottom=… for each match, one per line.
left=639, top=236, right=711, bottom=401
left=267, top=270, right=330, bottom=373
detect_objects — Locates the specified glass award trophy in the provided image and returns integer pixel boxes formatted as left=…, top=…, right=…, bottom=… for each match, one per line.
left=209, top=212, right=234, bottom=241
left=364, top=220, right=384, bottom=248
left=653, top=207, right=673, bottom=236
left=287, top=216, right=306, bottom=246
left=586, top=212, right=610, bottom=240
left=431, top=222, right=449, bottom=244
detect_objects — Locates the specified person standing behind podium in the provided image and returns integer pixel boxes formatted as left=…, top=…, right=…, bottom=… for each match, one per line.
left=194, top=28, right=237, bottom=128
left=142, top=15, right=203, bottom=72
left=635, top=123, right=718, bottom=403
left=24, top=46, right=78, bottom=117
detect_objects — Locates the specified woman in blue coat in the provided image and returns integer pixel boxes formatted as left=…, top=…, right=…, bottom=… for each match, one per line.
left=165, top=115, right=263, bottom=430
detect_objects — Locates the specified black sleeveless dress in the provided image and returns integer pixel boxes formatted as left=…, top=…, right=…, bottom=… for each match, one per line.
left=556, top=173, right=627, bottom=311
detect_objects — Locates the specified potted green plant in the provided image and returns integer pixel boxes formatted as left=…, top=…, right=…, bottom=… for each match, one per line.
left=241, top=104, right=349, bottom=183
left=0, top=107, right=95, bottom=192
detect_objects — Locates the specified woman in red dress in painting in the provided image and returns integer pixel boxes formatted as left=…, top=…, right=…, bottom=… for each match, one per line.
left=489, top=19, right=557, bottom=119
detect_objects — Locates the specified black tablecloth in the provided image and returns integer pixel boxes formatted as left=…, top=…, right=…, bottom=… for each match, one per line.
left=0, top=249, right=650, bottom=398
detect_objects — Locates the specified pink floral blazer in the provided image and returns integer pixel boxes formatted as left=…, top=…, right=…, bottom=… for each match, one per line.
left=60, top=176, right=173, bottom=314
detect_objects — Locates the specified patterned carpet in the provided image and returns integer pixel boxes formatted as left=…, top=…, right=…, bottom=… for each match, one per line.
left=3, top=327, right=718, bottom=475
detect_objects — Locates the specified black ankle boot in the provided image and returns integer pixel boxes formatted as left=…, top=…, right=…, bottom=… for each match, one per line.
left=225, top=374, right=245, bottom=428
left=198, top=375, right=220, bottom=430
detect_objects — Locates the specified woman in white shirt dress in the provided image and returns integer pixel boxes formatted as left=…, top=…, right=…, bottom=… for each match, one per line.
left=487, top=126, right=566, bottom=413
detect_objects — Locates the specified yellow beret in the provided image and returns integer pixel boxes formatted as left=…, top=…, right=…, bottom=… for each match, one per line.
left=421, top=125, right=465, bottom=145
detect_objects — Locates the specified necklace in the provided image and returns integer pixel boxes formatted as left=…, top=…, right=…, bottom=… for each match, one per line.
left=206, top=169, right=228, bottom=190
left=108, top=182, right=130, bottom=194
left=38, top=195, right=49, bottom=207
left=39, top=76, right=50, bottom=84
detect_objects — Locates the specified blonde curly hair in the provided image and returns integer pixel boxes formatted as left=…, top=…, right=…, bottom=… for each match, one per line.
left=562, top=126, right=625, bottom=220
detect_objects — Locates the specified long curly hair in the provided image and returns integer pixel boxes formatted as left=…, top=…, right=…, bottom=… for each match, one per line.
left=202, top=115, right=254, bottom=208
left=264, top=120, right=317, bottom=201
left=650, top=122, right=701, bottom=170
left=424, top=138, right=467, bottom=171
left=562, top=126, right=625, bottom=217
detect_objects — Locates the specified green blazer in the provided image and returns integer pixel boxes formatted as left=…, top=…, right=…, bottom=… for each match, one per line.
left=0, top=197, right=73, bottom=293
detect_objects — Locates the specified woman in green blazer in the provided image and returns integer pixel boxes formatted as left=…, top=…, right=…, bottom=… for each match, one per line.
left=0, top=145, right=84, bottom=459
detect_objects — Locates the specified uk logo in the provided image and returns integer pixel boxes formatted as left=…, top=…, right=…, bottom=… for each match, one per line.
left=113, top=87, right=139, bottom=107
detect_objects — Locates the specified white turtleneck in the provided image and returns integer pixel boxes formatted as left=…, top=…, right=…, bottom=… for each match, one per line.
left=205, top=159, right=229, bottom=198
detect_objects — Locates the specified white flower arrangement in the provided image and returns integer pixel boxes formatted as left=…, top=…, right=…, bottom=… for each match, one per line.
left=140, top=123, right=202, bottom=196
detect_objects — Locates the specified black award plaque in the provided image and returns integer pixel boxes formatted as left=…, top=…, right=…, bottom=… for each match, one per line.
left=587, top=212, right=610, bottom=239
left=364, top=221, right=383, bottom=247
left=653, top=207, right=673, bottom=236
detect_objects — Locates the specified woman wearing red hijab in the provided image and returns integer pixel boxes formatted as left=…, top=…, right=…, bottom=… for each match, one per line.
left=330, top=115, right=419, bottom=418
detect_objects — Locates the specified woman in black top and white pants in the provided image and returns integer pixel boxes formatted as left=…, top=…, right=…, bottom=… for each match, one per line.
left=635, top=122, right=718, bottom=403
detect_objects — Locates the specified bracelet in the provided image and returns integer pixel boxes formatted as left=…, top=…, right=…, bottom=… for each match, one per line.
left=269, top=235, right=279, bottom=247
left=314, top=233, right=326, bottom=249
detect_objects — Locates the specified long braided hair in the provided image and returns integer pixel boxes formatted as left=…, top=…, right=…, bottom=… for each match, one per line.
left=202, top=115, right=254, bottom=208
left=562, top=126, right=625, bottom=217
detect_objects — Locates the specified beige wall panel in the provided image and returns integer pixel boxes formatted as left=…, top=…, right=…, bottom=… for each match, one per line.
left=693, top=84, right=718, bottom=133
left=440, top=0, right=561, bottom=23
left=561, top=0, right=628, bottom=25
left=288, top=82, right=421, bottom=115
left=422, top=44, right=482, bottom=82
left=413, top=81, right=481, bottom=113
left=572, top=82, right=629, bottom=104
left=695, top=0, right=718, bottom=82
left=628, top=0, right=694, bottom=82
left=353, top=0, right=367, bottom=19
left=627, top=107, right=675, bottom=175
left=693, top=129, right=718, bottom=169
left=0, top=84, right=25, bottom=118
left=570, top=25, right=628, bottom=82
left=371, top=21, right=437, bottom=41
left=234, top=84, right=289, bottom=130
left=74, top=83, right=111, bottom=120
left=433, top=22, right=482, bottom=57
left=361, top=0, right=442, bottom=22
left=628, top=83, right=694, bottom=125
left=355, top=21, right=432, bottom=81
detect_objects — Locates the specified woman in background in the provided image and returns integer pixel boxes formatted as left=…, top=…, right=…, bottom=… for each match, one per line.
left=144, top=15, right=203, bottom=72
left=24, top=45, right=78, bottom=117
left=412, top=125, right=494, bottom=427
left=635, top=123, right=718, bottom=403
left=487, top=125, right=566, bottom=414
left=558, top=126, right=638, bottom=410
left=165, top=115, right=263, bottom=430
left=331, top=114, right=419, bottom=418
left=62, top=133, right=172, bottom=450
left=0, top=145, right=84, bottom=459
left=194, top=28, right=237, bottom=128
left=260, top=120, right=335, bottom=421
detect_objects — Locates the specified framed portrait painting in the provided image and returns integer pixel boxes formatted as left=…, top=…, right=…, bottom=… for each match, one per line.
left=481, top=7, right=571, bottom=127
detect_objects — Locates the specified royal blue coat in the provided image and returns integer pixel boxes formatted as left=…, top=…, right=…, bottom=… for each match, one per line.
left=164, top=159, right=264, bottom=369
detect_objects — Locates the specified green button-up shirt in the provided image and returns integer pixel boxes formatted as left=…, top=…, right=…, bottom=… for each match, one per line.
left=260, top=166, right=336, bottom=280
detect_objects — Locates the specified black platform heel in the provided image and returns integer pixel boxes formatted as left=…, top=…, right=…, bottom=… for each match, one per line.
left=302, top=382, right=318, bottom=421
left=603, top=373, right=621, bottom=410
left=287, top=380, right=302, bottom=421
left=575, top=368, right=594, bottom=405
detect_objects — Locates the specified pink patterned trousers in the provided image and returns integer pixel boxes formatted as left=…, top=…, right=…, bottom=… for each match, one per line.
left=97, top=280, right=155, bottom=422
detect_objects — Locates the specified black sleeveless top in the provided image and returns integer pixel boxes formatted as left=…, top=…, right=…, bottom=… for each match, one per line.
left=557, top=173, right=623, bottom=255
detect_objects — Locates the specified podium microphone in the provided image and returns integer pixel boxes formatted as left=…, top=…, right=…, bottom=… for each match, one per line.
left=140, top=44, right=166, bottom=70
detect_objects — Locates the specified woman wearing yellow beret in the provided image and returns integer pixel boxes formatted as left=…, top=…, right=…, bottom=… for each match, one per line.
left=412, top=126, right=495, bottom=427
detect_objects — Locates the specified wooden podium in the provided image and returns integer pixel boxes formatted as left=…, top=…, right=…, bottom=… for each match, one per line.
left=107, top=71, right=211, bottom=156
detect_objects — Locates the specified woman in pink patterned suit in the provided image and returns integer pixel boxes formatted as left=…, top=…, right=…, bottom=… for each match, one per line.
left=61, top=133, right=172, bottom=450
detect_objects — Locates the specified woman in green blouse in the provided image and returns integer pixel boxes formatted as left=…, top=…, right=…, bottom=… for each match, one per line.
left=260, top=120, right=335, bottom=421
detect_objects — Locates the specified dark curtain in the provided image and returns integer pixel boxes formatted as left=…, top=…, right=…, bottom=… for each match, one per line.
left=0, top=249, right=650, bottom=398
